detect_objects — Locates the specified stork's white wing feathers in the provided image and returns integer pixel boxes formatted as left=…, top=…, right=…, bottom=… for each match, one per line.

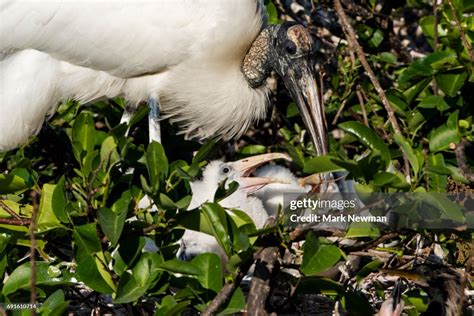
left=1, top=1, right=261, bottom=77
left=0, top=0, right=269, bottom=151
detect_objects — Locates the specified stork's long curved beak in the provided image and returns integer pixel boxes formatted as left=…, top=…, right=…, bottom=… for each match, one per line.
left=230, top=153, right=292, bottom=194
left=381, top=268, right=429, bottom=287
left=283, top=63, right=328, bottom=156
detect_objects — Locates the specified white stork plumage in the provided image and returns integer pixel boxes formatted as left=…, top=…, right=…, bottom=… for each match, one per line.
left=177, top=152, right=292, bottom=260
left=0, top=0, right=327, bottom=155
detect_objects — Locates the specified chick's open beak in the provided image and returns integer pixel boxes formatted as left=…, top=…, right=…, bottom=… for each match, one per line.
left=230, top=153, right=292, bottom=194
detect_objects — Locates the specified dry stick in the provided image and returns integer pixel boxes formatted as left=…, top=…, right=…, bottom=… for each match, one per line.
left=0, top=204, right=31, bottom=225
left=350, top=250, right=415, bottom=260
left=446, top=0, right=474, bottom=63
left=342, top=232, right=400, bottom=252
left=334, top=0, right=401, bottom=134
left=0, top=200, right=26, bottom=222
left=202, top=282, right=237, bottom=316
left=202, top=251, right=256, bottom=316
left=332, top=98, right=349, bottom=125
left=334, top=0, right=410, bottom=176
left=245, top=247, right=280, bottom=316
left=433, top=0, right=440, bottom=95
left=29, top=191, right=39, bottom=315
left=356, top=89, right=369, bottom=127
left=0, top=218, right=31, bottom=226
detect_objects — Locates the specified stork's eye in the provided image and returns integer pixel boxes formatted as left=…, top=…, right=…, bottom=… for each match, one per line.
left=284, top=40, right=297, bottom=55
left=221, top=166, right=231, bottom=174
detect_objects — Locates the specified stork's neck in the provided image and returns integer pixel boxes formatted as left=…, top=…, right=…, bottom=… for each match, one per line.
left=241, top=25, right=278, bottom=88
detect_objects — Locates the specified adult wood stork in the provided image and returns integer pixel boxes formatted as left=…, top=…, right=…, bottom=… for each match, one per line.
left=0, top=0, right=327, bottom=155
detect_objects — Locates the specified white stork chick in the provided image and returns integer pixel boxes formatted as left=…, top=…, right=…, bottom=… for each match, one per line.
left=177, top=153, right=292, bottom=260
left=0, top=0, right=327, bottom=156
left=252, top=164, right=311, bottom=215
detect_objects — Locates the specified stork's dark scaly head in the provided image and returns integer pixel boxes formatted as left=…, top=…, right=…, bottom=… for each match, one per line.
left=242, top=22, right=328, bottom=156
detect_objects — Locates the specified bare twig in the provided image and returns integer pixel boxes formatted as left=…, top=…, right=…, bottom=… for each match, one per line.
left=334, top=0, right=401, bottom=134
left=202, top=253, right=255, bottom=316
left=142, top=223, right=160, bottom=234
left=29, top=191, right=39, bottom=315
left=203, top=282, right=236, bottom=316
left=342, top=232, right=400, bottom=252
left=0, top=218, right=31, bottom=226
left=433, top=0, right=440, bottom=95
left=332, top=98, right=349, bottom=125
left=245, top=247, right=280, bottom=316
left=350, top=250, right=415, bottom=260
left=0, top=200, right=26, bottom=221
left=333, top=0, right=410, bottom=176
left=446, top=0, right=474, bottom=63
left=0, top=198, right=33, bottom=226
left=355, top=89, right=369, bottom=126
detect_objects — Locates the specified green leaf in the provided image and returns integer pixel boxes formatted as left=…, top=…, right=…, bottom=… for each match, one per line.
left=218, top=287, right=246, bottom=315
left=356, top=260, right=383, bottom=283
left=286, top=102, right=299, bottom=118
left=417, top=95, right=450, bottom=111
left=285, top=143, right=305, bottom=169
left=301, top=232, right=341, bottom=276
left=73, top=223, right=101, bottom=262
left=214, top=180, right=239, bottom=204
left=98, top=208, right=124, bottom=247
left=429, top=126, right=460, bottom=152
left=113, top=237, right=146, bottom=276
left=201, top=203, right=231, bottom=256
left=37, top=182, right=65, bottom=233
left=159, top=259, right=201, bottom=276
left=240, top=145, right=267, bottom=155
left=403, top=78, right=431, bottom=104
left=304, top=155, right=346, bottom=174
left=368, top=28, right=384, bottom=47
left=418, top=192, right=465, bottom=223
left=372, top=171, right=410, bottom=190
left=386, top=90, right=408, bottom=116
left=346, top=222, right=381, bottom=238
left=114, top=252, right=163, bottom=303
left=0, top=169, right=33, bottom=194
left=420, top=16, right=448, bottom=44
left=193, top=140, right=216, bottom=164
left=427, top=154, right=448, bottom=191
left=423, top=50, right=457, bottom=69
left=296, top=276, right=345, bottom=295
left=266, top=1, right=280, bottom=24
left=338, top=121, right=391, bottom=168
left=146, top=141, right=169, bottom=190
left=435, top=70, right=468, bottom=97
left=76, top=255, right=115, bottom=294
left=3, top=262, right=73, bottom=296
left=100, top=136, right=120, bottom=169
left=72, top=112, right=96, bottom=155
left=98, top=191, right=132, bottom=246
left=191, top=253, right=222, bottom=293
left=38, top=289, right=69, bottom=316
left=394, top=134, right=420, bottom=176
left=398, top=60, right=435, bottom=85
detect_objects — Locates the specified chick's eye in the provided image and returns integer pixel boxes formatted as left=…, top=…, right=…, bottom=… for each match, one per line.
left=284, top=40, right=297, bottom=55
left=222, top=167, right=230, bottom=174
